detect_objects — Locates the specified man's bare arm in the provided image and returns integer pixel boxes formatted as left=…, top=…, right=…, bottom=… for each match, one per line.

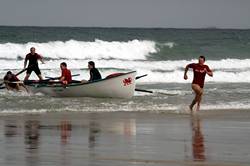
left=184, top=65, right=189, bottom=80
left=24, top=59, right=27, bottom=68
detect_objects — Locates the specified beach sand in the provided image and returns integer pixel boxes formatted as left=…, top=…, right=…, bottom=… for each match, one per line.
left=0, top=110, right=250, bottom=166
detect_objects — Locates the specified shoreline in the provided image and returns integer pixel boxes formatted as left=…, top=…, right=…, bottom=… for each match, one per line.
left=1, top=107, right=250, bottom=116
left=1, top=110, right=250, bottom=166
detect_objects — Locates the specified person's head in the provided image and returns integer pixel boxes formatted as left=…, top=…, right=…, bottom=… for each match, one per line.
left=198, top=55, right=206, bottom=65
left=60, top=62, right=67, bottom=70
left=88, top=61, right=95, bottom=69
left=5, top=71, right=12, bottom=79
left=30, top=47, right=36, bottom=54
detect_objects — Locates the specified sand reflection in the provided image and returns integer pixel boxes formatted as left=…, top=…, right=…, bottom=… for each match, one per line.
left=88, top=120, right=101, bottom=149
left=60, top=120, right=72, bottom=144
left=24, top=120, right=40, bottom=150
left=190, top=114, right=206, bottom=161
left=4, top=120, right=18, bottom=137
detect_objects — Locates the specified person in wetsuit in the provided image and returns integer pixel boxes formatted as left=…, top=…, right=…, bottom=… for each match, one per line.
left=88, top=61, right=102, bottom=81
left=24, top=47, right=45, bottom=80
left=184, top=56, right=213, bottom=112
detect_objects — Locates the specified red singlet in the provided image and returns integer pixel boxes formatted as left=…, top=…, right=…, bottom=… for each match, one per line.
left=61, top=68, right=72, bottom=84
left=188, top=63, right=211, bottom=88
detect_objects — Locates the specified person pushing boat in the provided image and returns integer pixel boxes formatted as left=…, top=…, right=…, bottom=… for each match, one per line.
left=184, top=55, right=213, bottom=112
left=24, top=47, right=45, bottom=80
left=3, top=71, right=28, bottom=92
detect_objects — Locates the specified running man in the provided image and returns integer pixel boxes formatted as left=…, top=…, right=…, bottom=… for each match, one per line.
left=24, top=47, right=45, bottom=80
left=184, top=56, right=213, bottom=112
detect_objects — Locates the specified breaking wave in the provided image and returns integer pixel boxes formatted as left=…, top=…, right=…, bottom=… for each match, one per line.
left=0, top=39, right=249, bottom=83
left=0, top=39, right=159, bottom=60
left=1, top=58, right=250, bottom=83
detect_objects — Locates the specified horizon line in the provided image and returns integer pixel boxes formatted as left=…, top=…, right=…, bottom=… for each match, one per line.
left=0, top=25, right=249, bottom=30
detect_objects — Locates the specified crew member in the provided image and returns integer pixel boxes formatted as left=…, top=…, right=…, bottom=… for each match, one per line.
left=184, top=55, right=213, bottom=112
left=88, top=61, right=102, bottom=81
left=24, top=47, right=45, bottom=80
left=60, top=62, right=72, bottom=85
left=3, top=71, right=28, bottom=92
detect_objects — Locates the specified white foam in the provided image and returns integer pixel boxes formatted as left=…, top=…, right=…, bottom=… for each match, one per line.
left=0, top=39, right=157, bottom=60
left=202, top=103, right=250, bottom=110
left=162, top=42, right=176, bottom=48
left=1, top=57, right=250, bottom=83
left=0, top=109, right=49, bottom=115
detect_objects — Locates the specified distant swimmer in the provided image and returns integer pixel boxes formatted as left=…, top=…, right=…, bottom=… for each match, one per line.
left=82, top=61, right=102, bottom=83
left=24, top=47, right=45, bottom=80
left=3, top=71, right=28, bottom=92
left=59, top=62, right=72, bottom=85
left=184, top=56, right=213, bottom=112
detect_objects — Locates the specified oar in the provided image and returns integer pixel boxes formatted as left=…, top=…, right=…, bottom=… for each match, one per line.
left=24, top=79, right=82, bottom=85
left=24, top=80, right=60, bottom=85
left=45, top=74, right=80, bottom=80
left=135, top=88, right=153, bottom=93
left=135, top=88, right=178, bottom=96
left=15, top=65, right=34, bottom=77
left=136, top=74, right=148, bottom=80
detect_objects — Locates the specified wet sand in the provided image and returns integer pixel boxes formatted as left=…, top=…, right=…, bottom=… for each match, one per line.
left=0, top=110, right=250, bottom=166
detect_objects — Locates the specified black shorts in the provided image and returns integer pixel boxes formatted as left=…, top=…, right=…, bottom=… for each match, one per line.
left=26, top=65, right=41, bottom=75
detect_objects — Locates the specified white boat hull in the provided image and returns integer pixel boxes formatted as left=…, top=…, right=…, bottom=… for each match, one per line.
left=27, top=71, right=136, bottom=98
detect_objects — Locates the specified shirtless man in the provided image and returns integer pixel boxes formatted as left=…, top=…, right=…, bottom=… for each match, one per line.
left=184, top=56, right=213, bottom=112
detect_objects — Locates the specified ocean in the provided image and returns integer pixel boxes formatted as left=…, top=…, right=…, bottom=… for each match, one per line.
left=0, top=26, right=250, bottom=114
left=1, top=26, right=250, bottom=166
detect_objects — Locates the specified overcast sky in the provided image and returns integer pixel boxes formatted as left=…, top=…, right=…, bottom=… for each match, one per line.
left=0, top=0, right=249, bottom=28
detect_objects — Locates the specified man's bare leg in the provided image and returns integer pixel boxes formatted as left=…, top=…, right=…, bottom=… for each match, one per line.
left=24, top=74, right=31, bottom=81
left=20, top=83, right=29, bottom=93
left=16, top=84, right=21, bottom=91
left=38, top=74, right=43, bottom=80
left=196, top=92, right=203, bottom=112
left=189, top=99, right=196, bottom=111
left=190, top=84, right=203, bottom=112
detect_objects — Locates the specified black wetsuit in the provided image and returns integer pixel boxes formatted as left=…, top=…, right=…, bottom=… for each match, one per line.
left=25, top=53, right=42, bottom=75
left=89, top=68, right=102, bottom=81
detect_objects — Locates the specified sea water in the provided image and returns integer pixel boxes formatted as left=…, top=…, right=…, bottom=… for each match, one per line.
left=0, top=26, right=250, bottom=114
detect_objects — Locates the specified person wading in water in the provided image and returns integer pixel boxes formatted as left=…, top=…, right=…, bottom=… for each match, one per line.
left=24, top=47, right=45, bottom=80
left=184, top=56, right=213, bottom=112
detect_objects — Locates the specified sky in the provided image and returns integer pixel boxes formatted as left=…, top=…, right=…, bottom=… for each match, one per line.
left=0, top=0, right=250, bottom=29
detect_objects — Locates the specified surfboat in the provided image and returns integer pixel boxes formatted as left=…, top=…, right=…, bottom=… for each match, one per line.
left=26, top=71, right=136, bottom=98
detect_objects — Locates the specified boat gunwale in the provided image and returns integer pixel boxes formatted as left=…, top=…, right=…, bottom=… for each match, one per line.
left=26, top=71, right=136, bottom=88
